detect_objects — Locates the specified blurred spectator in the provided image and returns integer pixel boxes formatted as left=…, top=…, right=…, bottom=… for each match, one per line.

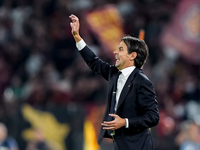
left=25, top=128, right=54, bottom=150
left=176, top=120, right=200, bottom=150
left=25, top=51, right=44, bottom=78
left=0, top=122, right=19, bottom=150
left=154, top=111, right=178, bottom=150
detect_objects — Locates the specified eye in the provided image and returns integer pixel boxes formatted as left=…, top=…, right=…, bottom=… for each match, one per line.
left=119, top=47, right=123, bottom=51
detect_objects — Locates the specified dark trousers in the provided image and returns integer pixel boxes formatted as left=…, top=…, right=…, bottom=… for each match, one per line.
left=114, top=141, right=118, bottom=150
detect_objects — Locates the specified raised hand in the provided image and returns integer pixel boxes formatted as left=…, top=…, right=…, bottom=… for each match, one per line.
left=69, top=14, right=81, bottom=42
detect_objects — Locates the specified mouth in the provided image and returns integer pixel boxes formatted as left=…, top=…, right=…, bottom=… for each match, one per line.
left=115, top=55, right=120, bottom=61
left=115, top=56, right=120, bottom=63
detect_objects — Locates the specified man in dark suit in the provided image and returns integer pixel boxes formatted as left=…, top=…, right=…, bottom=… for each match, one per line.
left=69, top=14, right=159, bottom=150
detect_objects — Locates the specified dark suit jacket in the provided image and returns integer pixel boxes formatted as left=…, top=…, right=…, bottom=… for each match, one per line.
left=79, top=45, right=159, bottom=150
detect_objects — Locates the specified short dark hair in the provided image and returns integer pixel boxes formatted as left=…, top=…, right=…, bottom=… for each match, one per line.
left=122, top=36, right=149, bottom=68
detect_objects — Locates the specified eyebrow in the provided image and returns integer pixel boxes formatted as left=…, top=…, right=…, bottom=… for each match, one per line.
left=119, top=46, right=123, bottom=50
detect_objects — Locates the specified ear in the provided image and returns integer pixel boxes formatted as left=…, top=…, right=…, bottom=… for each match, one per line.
left=129, top=52, right=137, bottom=61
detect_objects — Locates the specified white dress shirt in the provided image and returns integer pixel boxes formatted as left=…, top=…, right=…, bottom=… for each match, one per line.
left=76, top=39, right=136, bottom=128
left=115, top=66, right=135, bottom=111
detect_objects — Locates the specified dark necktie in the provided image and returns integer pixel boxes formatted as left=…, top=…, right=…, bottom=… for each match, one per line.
left=108, top=71, right=121, bottom=121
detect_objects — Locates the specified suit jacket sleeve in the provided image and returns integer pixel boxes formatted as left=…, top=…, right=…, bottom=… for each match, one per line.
left=129, top=77, right=159, bottom=130
left=79, top=45, right=117, bottom=81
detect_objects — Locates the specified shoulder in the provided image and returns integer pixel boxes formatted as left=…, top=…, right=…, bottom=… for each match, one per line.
left=135, top=69, right=149, bottom=80
left=5, top=137, right=18, bottom=147
left=135, top=69, right=153, bottom=86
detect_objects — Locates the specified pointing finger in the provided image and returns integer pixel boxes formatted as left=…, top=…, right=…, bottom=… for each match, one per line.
left=69, top=15, right=78, bottom=20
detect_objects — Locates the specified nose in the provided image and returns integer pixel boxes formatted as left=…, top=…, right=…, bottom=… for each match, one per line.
left=113, top=49, right=118, bottom=54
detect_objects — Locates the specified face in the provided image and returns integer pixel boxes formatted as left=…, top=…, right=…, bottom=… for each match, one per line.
left=113, top=41, right=135, bottom=70
left=0, top=126, right=7, bottom=141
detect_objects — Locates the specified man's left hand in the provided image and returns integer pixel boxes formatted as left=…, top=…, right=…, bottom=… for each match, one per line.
left=101, top=114, right=126, bottom=130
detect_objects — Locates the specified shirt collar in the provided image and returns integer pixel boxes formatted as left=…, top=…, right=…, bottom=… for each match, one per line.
left=120, top=66, right=136, bottom=76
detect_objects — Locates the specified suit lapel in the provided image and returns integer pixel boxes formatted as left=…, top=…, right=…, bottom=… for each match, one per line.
left=117, top=68, right=139, bottom=110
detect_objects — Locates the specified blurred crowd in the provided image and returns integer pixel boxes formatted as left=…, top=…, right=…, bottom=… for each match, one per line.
left=0, top=0, right=199, bottom=150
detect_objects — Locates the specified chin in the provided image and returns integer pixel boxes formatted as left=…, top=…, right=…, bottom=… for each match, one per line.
left=115, top=65, right=120, bottom=70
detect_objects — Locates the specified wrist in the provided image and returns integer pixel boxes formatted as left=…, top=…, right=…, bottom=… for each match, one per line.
left=73, top=34, right=82, bottom=43
left=123, top=119, right=126, bottom=126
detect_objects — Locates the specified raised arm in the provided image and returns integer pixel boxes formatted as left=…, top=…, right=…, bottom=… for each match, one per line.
left=69, top=14, right=117, bottom=81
